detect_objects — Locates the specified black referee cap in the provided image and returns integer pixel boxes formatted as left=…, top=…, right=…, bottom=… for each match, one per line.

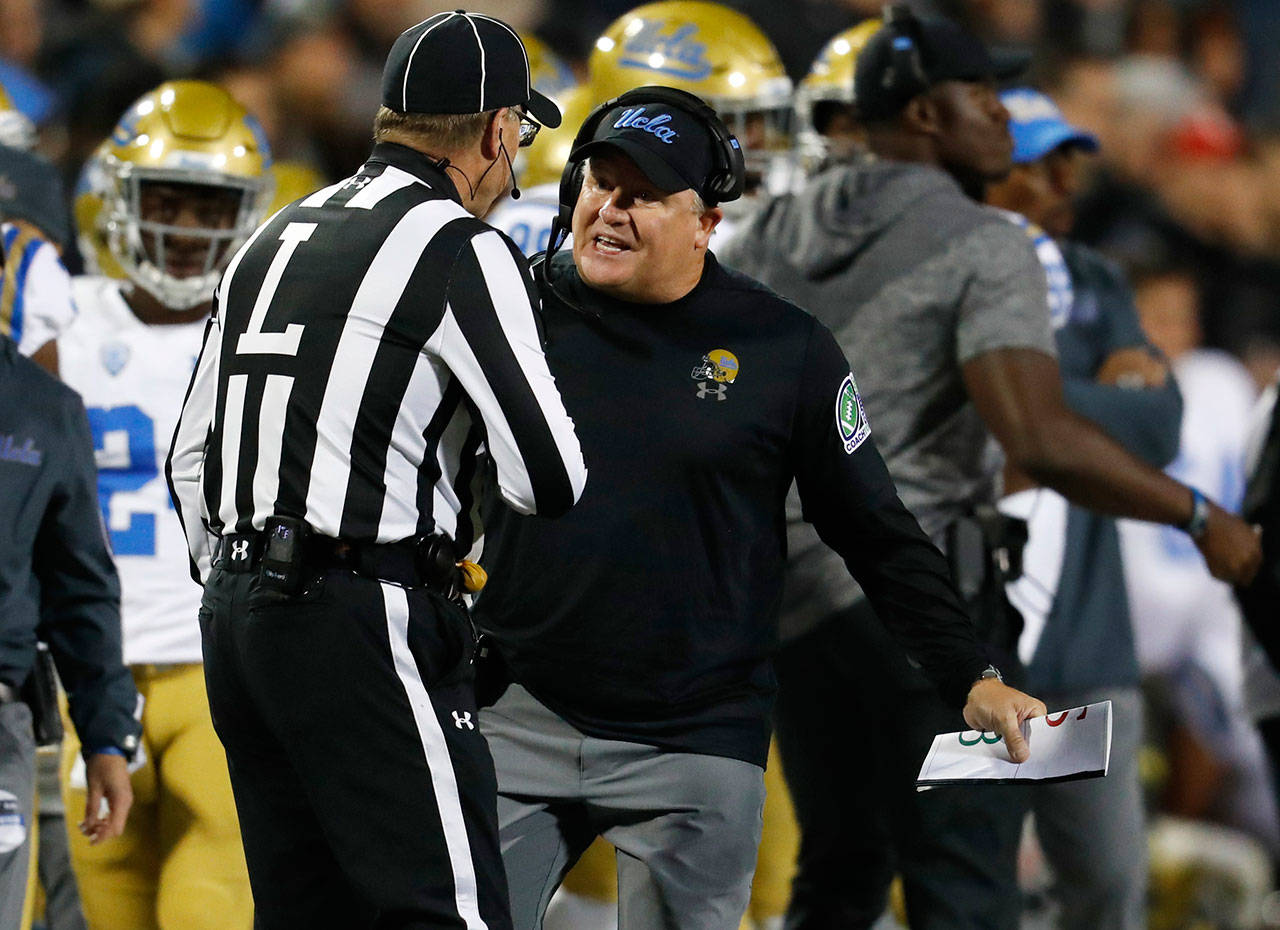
left=381, top=10, right=562, bottom=128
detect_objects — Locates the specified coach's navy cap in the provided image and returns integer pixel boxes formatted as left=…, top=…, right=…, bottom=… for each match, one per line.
left=570, top=100, right=717, bottom=199
left=854, top=11, right=1030, bottom=120
left=381, top=10, right=562, bottom=128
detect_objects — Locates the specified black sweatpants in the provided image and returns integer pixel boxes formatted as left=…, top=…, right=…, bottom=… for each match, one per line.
left=200, top=564, right=512, bottom=930
left=774, top=601, right=1025, bottom=930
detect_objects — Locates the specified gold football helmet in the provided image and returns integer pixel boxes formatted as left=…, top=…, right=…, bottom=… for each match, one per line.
left=73, top=140, right=124, bottom=279
left=589, top=1, right=793, bottom=197
left=794, top=19, right=881, bottom=173
left=518, top=85, right=601, bottom=190
left=522, top=32, right=577, bottom=110
left=0, top=84, right=35, bottom=150
left=516, top=33, right=582, bottom=189
left=99, top=80, right=273, bottom=310
left=267, top=160, right=327, bottom=214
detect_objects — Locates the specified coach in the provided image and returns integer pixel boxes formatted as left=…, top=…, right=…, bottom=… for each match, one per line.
left=472, top=85, right=1045, bottom=930
left=167, top=12, right=586, bottom=930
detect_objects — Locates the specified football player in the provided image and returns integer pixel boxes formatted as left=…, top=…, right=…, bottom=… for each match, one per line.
left=57, top=80, right=272, bottom=930
left=0, top=83, right=76, bottom=373
left=792, top=19, right=881, bottom=176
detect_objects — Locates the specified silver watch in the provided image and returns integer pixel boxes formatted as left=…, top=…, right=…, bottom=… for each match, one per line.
left=977, top=664, right=1003, bottom=684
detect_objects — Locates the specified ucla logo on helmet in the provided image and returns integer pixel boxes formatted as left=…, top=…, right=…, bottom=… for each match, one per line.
left=620, top=20, right=712, bottom=80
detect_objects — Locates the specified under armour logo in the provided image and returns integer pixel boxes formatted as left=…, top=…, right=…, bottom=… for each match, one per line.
left=695, top=381, right=727, bottom=401
left=452, top=711, right=474, bottom=730
left=231, top=539, right=250, bottom=562
left=345, top=175, right=372, bottom=190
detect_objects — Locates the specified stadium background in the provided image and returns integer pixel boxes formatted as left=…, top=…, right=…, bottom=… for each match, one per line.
left=7, top=0, right=1280, bottom=927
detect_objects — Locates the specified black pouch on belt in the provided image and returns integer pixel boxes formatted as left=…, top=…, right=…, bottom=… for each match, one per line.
left=21, top=641, right=63, bottom=747
left=946, top=505, right=1029, bottom=668
left=259, top=516, right=310, bottom=595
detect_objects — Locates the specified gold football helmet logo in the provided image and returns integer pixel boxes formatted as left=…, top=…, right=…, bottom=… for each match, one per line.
left=692, top=348, right=740, bottom=384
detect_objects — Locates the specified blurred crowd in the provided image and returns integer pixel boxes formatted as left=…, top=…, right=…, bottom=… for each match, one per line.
left=3, top=0, right=1279, bottom=373
left=6, top=0, right=1280, bottom=929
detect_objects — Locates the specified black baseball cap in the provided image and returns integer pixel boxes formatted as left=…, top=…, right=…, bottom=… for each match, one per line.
left=570, top=99, right=721, bottom=201
left=381, top=10, right=561, bottom=128
left=854, top=12, right=1031, bottom=120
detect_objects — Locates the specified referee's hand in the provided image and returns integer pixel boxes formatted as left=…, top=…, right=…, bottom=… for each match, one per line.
left=962, top=680, right=1047, bottom=764
left=81, top=752, right=133, bottom=845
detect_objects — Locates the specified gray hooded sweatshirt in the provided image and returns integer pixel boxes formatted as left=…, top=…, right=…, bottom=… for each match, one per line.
left=720, top=160, right=1056, bottom=639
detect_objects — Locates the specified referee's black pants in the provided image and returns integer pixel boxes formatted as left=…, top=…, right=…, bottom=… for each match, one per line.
left=774, top=600, right=1025, bottom=930
left=199, top=564, right=513, bottom=930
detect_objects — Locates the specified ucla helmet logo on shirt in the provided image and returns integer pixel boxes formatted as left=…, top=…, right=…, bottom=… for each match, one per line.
left=693, top=349, right=739, bottom=383
left=692, top=349, right=739, bottom=401
left=836, top=373, right=871, bottom=453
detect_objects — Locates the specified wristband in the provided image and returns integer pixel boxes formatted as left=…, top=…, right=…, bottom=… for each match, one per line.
left=1182, top=487, right=1210, bottom=540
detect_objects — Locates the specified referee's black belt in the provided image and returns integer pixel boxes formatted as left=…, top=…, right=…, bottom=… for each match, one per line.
left=213, top=529, right=457, bottom=591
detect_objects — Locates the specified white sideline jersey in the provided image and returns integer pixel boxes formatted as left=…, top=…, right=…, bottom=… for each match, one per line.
left=486, top=182, right=560, bottom=258
left=1120, top=349, right=1255, bottom=690
left=1, top=221, right=77, bottom=354
left=60, top=276, right=206, bottom=664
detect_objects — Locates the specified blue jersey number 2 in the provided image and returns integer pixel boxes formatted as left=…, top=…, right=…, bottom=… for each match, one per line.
left=86, top=405, right=165, bottom=556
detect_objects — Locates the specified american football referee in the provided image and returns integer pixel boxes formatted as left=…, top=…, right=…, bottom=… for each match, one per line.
left=472, top=85, right=1046, bottom=930
left=167, top=11, right=586, bottom=929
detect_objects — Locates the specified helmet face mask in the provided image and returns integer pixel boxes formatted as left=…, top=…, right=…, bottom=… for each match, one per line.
left=95, top=81, right=272, bottom=311
left=107, top=167, right=263, bottom=310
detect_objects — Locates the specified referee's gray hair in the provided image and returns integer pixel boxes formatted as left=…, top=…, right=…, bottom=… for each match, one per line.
left=372, top=106, right=499, bottom=151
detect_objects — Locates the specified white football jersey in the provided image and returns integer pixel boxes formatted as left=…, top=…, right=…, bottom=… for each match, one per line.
left=60, top=276, right=207, bottom=664
left=1120, top=349, right=1256, bottom=695
left=486, top=182, right=561, bottom=258
left=1, top=221, right=77, bottom=354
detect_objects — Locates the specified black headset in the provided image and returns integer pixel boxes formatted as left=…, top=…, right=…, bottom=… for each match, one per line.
left=546, top=85, right=746, bottom=260
left=867, top=4, right=931, bottom=118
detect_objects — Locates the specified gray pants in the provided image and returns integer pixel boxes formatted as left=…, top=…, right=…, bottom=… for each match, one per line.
left=1028, top=686, right=1146, bottom=930
left=0, top=702, right=35, bottom=930
left=480, top=685, right=766, bottom=930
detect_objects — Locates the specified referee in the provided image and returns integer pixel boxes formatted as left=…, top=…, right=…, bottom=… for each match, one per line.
left=166, top=12, right=586, bottom=930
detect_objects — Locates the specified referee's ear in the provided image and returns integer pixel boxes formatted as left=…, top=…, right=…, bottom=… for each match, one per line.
left=480, top=108, right=511, bottom=162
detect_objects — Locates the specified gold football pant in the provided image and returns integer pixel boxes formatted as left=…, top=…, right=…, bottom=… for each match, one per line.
left=560, top=742, right=799, bottom=928
left=61, top=663, right=251, bottom=930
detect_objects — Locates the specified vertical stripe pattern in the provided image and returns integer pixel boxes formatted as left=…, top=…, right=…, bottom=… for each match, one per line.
left=381, top=583, right=489, bottom=930
left=166, top=143, right=586, bottom=560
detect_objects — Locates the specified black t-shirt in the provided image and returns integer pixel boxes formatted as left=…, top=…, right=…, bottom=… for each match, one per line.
left=473, top=251, right=987, bottom=767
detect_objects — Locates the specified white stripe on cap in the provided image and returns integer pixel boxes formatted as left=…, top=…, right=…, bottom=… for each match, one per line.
left=402, top=11, right=457, bottom=112
left=472, top=13, right=530, bottom=97
left=461, top=13, right=486, bottom=111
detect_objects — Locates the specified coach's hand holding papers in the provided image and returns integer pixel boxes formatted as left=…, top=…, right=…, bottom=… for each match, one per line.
left=919, top=701, right=1115, bottom=788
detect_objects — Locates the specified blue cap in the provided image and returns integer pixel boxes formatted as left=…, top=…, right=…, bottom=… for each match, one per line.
left=1000, top=87, right=1099, bottom=164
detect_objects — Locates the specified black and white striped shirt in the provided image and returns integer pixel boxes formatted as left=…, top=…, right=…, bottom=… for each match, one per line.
left=167, top=142, right=587, bottom=580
